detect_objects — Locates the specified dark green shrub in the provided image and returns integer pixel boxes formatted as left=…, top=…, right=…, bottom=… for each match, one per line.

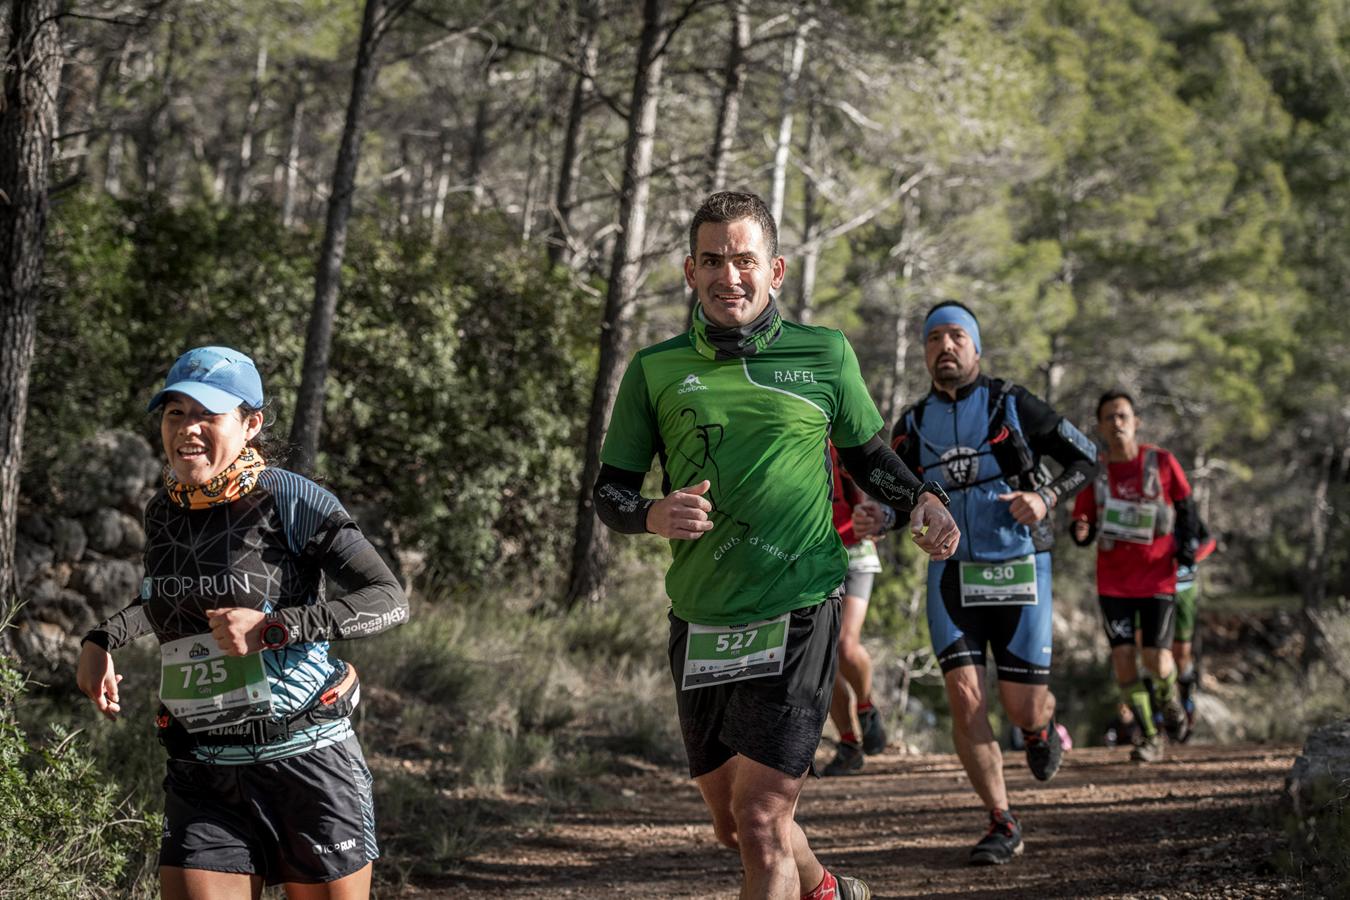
left=0, top=657, right=160, bottom=898
left=34, top=193, right=598, bottom=591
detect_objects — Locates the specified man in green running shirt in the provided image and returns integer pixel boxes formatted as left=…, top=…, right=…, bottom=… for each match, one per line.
left=592, top=191, right=959, bottom=900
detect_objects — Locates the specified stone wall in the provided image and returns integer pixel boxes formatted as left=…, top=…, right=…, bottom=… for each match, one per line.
left=14, top=431, right=161, bottom=670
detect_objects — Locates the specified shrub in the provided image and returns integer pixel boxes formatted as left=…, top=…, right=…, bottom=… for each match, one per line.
left=0, top=656, right=160, bottom=898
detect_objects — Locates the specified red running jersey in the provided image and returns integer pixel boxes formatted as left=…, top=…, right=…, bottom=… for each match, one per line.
left=1071, top=444, right=1192, bottom=597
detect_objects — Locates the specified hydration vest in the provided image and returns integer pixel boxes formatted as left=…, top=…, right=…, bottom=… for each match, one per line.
left=898, top=378, right=1052, bottom=560
left=1093, top=446, right=1175, bottom=550
left=901, top=380, right=1037, bottom=486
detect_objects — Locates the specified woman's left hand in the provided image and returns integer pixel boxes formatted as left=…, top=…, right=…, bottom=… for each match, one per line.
left=204, top=607, right=266, bottom=655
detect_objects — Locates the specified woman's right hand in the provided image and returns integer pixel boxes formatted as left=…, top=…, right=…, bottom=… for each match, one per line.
left=76, top=641, right=123, bottom=721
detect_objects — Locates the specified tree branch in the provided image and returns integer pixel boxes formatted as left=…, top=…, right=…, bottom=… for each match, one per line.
left=793, top=167, right=932, bottom=256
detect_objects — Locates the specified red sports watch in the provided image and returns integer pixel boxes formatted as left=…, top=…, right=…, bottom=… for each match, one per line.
left=260, top=613, right=290, bottom=650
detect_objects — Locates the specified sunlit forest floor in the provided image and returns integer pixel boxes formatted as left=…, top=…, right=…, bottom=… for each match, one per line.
left=423, top=743, right=1298, bottom=898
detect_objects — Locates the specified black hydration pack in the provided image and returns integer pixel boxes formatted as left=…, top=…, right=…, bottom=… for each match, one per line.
left=900, top=379, right=1038, bottom=491
left=898, top=378, right=1053, bottom=552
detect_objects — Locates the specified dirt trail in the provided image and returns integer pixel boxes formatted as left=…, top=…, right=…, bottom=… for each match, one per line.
left=426, top=742, right=1300, bottom=898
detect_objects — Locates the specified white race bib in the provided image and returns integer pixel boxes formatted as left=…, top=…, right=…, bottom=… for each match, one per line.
left=958, top=555, right=1038, bottom=607
left=159, top=634, right=274, bottom=733
left=682, top=614, right=790, bottom=690
left=846, top=539, right=882, bottom=575
left=1100, top=497, right=1158, bottom=544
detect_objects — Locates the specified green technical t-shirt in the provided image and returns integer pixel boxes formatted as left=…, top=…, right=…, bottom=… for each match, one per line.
left=601, top=320, right=885, bottom=626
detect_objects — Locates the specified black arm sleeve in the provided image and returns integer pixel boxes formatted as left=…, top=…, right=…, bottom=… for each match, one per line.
left=835, top=433, right=924, bottom=516
left=1173, top=497, right=1199, bottom=567
left=593, top=463, right=653, bottom=535
left=280, top=523, right=409, bottom=642
left=1014, top=387, right=1099, bottom=506
left=83, top=599, right=153, bottom=651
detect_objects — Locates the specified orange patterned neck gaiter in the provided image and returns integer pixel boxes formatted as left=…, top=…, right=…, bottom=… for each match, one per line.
left=164, top=447, right=266, bottom=509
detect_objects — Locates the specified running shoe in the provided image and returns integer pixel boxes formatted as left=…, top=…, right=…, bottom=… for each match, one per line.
left=1104, top=714, right=1141, bottom=748
left=1178, top=674, right=1198, bottom=742
left=859, top=706, right=888, bottom=755
left=1130, top=732, right=1164, bottom=763
left=820, top=741, right=864, bottom=776
left=1162, top=696, right=1190, bottom=744
left=969, top=808, right=1023, bottom=865
left=1022, top=717, right=1064, bottom=782
left=836, top=874, right=872, bottom=899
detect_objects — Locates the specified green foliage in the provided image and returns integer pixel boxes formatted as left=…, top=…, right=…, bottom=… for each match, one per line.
left=558, top=595, right=669, bottom=664
left=33, top=193, right=312, bottom=502
left=0, top=658, right=159, bottom=899
left=322, top=203, right=598, bottom=586
left=35, top=193, right=597, bottom=590
left=863, top=547, right=928, bottom=649
left=373, top=767, right=489, bottom=882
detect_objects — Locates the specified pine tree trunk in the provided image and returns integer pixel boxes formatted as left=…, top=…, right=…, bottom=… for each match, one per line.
left=884, top=194, right=920, bottom=423
left=0, top=0, right=63, bottom=637
left=565, top=0, right=669, bottom=608
left=397, top=133, right=412, bottom=227
left=101, top=41, right=132, bottom=197
left=235, top=41, right=268, bottom=205
left=794, top=97, right=821, bottom=322
left=430, top=124, right=453, bottom=242
left=139, top=26, right=181, bottom=197
left=521, top=115, right=540, bottom=241
left=280, top=95, right=304, bottom=227
left=769, top=16, right=810, bottom=226
left=548, top=6, right=598, bottom=268
left=1300, top=438, right=1345, bottom=665
left=1042, top=332, right=1065, bottom=408
left=289, top=0, right=398, bottom=474
left=885, top=266, right=913, bottom=424
left=708, top=0, right=749, bottom=193
left=465, top=53, right=495, bottom=215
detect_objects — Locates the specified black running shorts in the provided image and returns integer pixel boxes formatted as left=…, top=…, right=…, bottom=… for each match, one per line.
left=1098, top=594, right=1176, bottom=649
left=159, top=734, right=378, bottom=885
left=668, top=594, right=840, bottom=779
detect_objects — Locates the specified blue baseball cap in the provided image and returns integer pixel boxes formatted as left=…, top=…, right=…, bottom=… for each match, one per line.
left=147, top=346, right=265, bottom=413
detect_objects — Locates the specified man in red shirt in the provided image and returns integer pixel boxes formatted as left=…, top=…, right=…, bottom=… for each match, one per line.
left=1071, top=391, right=1203, bottom=762
left=818, top=444, right=888, bottom=775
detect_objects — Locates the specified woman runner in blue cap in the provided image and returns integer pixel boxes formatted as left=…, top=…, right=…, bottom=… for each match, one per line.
left=77, top=346, right=409, bottom=899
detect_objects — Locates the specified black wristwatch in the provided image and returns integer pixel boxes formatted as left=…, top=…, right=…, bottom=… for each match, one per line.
left=916, top=481, right=951, bottom=508
left=260, top=613, right=290, bottom=651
